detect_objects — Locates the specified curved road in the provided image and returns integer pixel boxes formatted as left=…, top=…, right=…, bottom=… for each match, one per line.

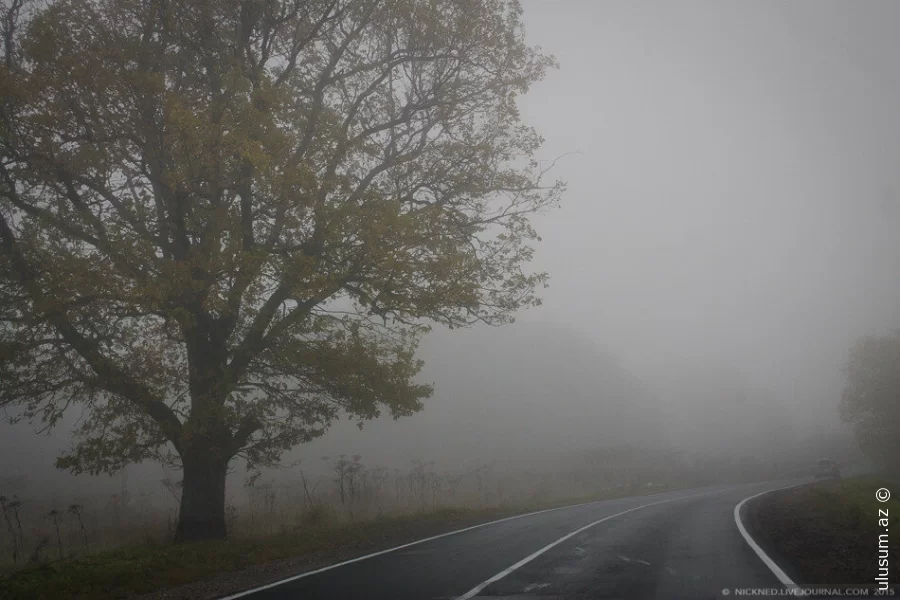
left=225, top=480, right=802, bottom=600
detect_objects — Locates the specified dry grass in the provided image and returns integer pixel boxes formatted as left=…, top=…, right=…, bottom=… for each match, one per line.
left=0, top=482, right=689, bottom=600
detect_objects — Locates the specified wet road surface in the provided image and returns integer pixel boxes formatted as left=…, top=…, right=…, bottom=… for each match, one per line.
left=225, top=481, right=799, bottom=600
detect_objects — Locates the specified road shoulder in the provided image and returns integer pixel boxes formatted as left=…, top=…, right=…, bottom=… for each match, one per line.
left=742, top=475, right=899, bottom=590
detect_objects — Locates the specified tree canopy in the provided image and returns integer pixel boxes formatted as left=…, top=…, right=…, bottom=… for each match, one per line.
left=0, top=0, right=561, bottom=539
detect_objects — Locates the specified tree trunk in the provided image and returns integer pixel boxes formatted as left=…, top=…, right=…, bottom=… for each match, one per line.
left=175, top=453, right=228, bottom=542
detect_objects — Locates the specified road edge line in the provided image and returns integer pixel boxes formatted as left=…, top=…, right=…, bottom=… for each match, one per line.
left=733, top=483, right=807, bottom=588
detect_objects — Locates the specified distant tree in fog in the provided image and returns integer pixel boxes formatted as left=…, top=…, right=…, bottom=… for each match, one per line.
left=0, top=0, right=561, bottom=541
left=840, top=331, right=900, bottom=475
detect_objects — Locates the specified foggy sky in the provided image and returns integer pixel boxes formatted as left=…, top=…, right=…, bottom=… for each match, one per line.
left=3, top=0, right=899, bottom=495
left=516, top=0, right=900, bottom=419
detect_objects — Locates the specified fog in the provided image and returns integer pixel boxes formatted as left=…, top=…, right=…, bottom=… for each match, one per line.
left=3, top=0, right=898, bottom=504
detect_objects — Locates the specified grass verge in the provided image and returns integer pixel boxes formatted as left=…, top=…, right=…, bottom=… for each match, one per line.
left=746, top=474, right=900, bottom=585
left=0, top=483, right=686, bottom=600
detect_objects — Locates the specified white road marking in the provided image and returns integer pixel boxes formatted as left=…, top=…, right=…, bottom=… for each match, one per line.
left=733, top=483, right=807, bottom=588
left=523, top=582, right=550, bottom=592
left=218, top=487, right=710, bottom=600
left=454, top=489, right=722, bottom=600
left=617, top=554, right=649, bottom=566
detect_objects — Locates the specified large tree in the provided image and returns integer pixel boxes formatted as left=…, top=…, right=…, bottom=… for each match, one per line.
left=0, top=0, right=561, bottom=541
left=840, top=331, right=900, bottom=476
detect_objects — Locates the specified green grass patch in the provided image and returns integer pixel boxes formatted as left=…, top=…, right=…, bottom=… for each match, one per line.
left=802, top=475, right=900, bottom=531
left=0, top=483, right=687, bottom=600
left=748, top=473, right=900, bottom=585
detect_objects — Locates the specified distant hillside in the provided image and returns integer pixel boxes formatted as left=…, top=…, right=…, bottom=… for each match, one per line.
left=296, top=320, right=669, bottom=471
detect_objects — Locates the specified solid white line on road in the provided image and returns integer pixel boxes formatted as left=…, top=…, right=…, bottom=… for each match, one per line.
left=218, top=486, right=711, bottom=600
left=733, top=483, right=807, bottom=588
left=454, top=489, right=722, bottom=600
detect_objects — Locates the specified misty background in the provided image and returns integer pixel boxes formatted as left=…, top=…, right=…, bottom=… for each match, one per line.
left=2, top=0, right=897, bottom=501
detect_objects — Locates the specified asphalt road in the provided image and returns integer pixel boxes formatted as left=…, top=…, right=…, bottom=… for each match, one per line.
left=227, top=480, right=801, bottom=600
